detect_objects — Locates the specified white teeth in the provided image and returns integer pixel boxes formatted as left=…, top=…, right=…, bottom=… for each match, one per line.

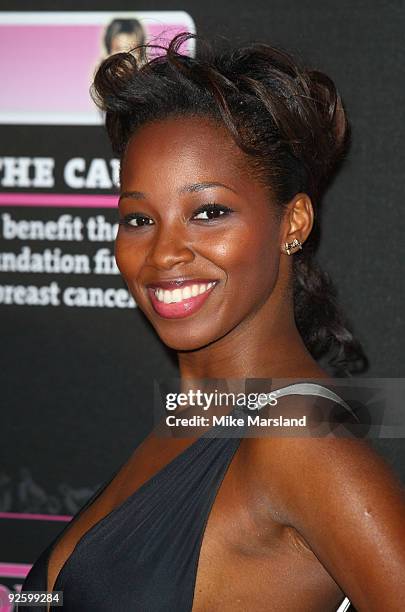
left=171, top=288, right=182, bottom=303
left=154, top=281, right=216, bottom=304
left=182, top=286, right=192, bottom=300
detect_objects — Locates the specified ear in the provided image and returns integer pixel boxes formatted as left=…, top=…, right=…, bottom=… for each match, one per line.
left=280, top=193, right=314, bottom=254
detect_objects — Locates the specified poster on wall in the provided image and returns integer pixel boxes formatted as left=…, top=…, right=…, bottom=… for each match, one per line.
left=0, top=11, right=195, bottom=607
left=0, top=11, right=195, bottom=312
left=0, top=11, right=196, bottom=125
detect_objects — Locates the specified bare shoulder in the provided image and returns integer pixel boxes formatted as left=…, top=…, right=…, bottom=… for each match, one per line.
left=244, top=376, right=405, bottom=524
left=247, top=431, right=405, bottom=525
left=244, top=407, right=405, bottom=609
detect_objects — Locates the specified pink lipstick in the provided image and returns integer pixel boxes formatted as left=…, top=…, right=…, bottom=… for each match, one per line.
left=146, top=279, right=218, bottom=319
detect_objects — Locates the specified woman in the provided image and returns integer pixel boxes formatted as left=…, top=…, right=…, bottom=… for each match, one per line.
left=20, top=32, right=405, bottom=611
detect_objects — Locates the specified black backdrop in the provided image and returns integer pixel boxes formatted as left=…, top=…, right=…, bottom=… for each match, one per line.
left=1, top=0, right=404, bottom=604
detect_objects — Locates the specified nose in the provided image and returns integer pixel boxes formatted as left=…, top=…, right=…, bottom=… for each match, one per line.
left=145, top=223, right=195, bottom=270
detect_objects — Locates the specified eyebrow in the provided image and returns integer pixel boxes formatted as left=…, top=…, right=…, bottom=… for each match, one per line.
left=119, top=181, right=237, bottom=201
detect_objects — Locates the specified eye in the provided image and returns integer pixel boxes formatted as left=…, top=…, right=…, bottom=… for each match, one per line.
left=192, top=203, right=233, bottom=221
left=119, top=213, right=154, bottom=228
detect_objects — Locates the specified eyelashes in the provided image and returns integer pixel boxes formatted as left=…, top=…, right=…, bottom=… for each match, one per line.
left=118, top=203, right=234, bottom=229
left=192, top=202, right=233, bottom=221
left=118, top=214, right=152, bottom=229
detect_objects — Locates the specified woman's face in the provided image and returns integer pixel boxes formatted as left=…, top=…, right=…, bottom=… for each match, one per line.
left=116, top=115, right=284, bottom=351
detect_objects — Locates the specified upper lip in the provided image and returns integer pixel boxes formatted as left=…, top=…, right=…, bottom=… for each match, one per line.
left=145, top=278, right=218, bottom=290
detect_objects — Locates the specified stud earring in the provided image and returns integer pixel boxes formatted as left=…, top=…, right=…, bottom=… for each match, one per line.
left=283, top=238, right=303, bottom=255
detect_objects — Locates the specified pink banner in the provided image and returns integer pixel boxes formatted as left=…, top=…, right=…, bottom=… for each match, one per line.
left=0, top=12, right=196, bottom=125
left=0, top=193, right=118, bottom=208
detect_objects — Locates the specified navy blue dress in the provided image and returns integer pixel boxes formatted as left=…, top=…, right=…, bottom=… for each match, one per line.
left=19, top=383, right=353, bottom=611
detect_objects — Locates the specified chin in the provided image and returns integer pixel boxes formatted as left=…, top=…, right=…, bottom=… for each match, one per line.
left=145, top=313, right=231, bottom=351
left=135, top=291, right=239, bottom=352
left=155, top=328, right=218, bottom=353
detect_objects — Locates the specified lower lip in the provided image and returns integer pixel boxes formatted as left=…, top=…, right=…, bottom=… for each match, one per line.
left=147, top=283, right=218, bottom=319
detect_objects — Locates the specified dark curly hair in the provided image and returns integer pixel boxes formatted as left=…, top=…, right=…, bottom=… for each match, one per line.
left=91, top=31, right=369, bottom=376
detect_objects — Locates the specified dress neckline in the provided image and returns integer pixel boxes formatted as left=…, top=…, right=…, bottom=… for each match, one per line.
left=46, top=397, right=248, bottom=595
left=46, top=381, right=349, bottom=600
left=47, top=430, right=209, bottom=595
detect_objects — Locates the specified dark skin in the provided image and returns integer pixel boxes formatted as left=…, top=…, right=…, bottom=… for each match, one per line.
left=46, top=116, right=405, bottom=610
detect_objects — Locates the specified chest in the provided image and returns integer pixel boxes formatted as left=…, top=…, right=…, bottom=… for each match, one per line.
left=188, top=459, right=341, bottom=611
left=45, top=438, right=341, bottom=611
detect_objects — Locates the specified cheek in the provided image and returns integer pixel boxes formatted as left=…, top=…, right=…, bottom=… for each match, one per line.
left=114, top=230, right=142, bottom=278
left=207, top=221, right=280, bottom=292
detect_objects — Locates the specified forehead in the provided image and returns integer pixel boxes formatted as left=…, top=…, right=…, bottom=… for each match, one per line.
left=120, top=115, right=257, bottom=191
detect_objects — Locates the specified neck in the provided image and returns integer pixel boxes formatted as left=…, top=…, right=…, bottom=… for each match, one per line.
left=177, top=289, right=321, bottom=384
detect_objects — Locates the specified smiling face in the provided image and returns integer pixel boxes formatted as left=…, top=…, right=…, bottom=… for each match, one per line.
left=116, top=115, right=285, bottom=351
